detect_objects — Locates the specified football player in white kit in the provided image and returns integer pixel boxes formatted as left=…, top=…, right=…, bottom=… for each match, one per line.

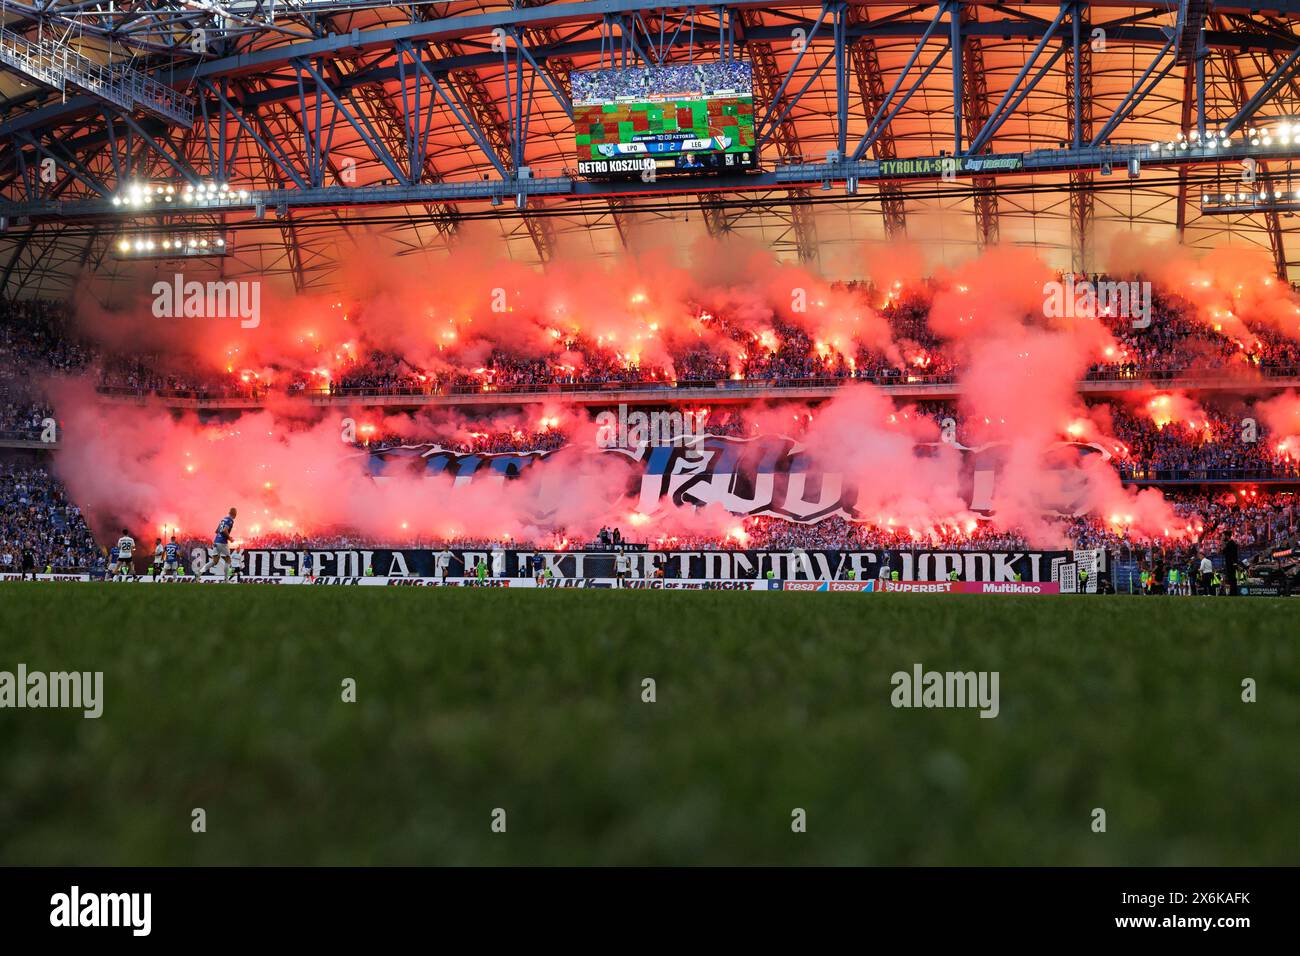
left=115, top=528, right=136, bottom=579
left=435, top=549, right=453, bottom=581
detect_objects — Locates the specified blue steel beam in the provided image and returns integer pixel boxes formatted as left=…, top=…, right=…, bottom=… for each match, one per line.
left=1090, top=34, right=1177, bottom=146
left=962, top=5, right=998, bottom=247
left=950, top=0, right=962, bottom=155
left=851, top=3, right=947, bottom=161
left=2, top=4, right=1297, bottom=216
left=854, top=40, right=952, bottom=160
left=833, top=1, right=849, bottom=158
left=1223, top=40, right=1290, bottom=279
left=847, top=5, right=907, bottom=236
left=966, top=3, right=1070, bottom=154
left=735, top=7, right=818, bottom=260
left=2, top=15, right=1296, bottom=147
left=292, top=58, right=410, bottom=185
left=754, top=3, right=830, bottom=142
left=118, top=21, right=1295, bottom=121
left=1221, top=44, right=1300, bottom=137
left=11, top=131, right=109, bottom=197
left=1066, top=3, right=1094, bottom=271
left=398, top=40, right=510, bottom=180
left=13, top=139, right=1300, bottom=224
left=197, top=78, right=310, bottom=188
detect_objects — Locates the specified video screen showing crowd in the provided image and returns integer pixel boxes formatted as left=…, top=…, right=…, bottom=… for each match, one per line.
left=573, top=62, right=757, bottom=178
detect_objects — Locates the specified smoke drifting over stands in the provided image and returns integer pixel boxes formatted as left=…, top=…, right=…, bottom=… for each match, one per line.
left=3, top=236, right=1300, bottom=565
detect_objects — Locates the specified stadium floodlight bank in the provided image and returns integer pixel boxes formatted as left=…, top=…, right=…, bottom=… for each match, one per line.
left=113, top=233, right=231, bottom=259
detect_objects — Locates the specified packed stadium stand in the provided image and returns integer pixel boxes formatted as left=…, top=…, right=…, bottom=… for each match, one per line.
left=5, top=285, right=1300, bottom=579
left=4, top=1, right=1300, bottom=594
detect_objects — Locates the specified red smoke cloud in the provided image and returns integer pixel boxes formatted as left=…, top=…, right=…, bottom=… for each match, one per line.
left=1258, top=390, right=1300, bottom=461
left=51, top=237, right=1290, bottom=547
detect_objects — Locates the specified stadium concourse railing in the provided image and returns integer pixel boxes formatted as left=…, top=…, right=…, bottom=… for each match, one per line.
left=90, top=366, right=1300, bottom=409
left=1118, top=467, right=1300, bottom=485
left=307, top=375, right=963, bottom=407
left=94, top=384, right=270, bottom=408
left=0, top=430, right=58, bottom=449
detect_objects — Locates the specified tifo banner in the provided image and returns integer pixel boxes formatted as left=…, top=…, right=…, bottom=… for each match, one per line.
left=364, top=435, right=1111, bottom=521
left=0, top=573, right=1062, bottom=593
left=2, top=549, right=1104, bottom=585
left=216, top=548, right=1085, bottom=582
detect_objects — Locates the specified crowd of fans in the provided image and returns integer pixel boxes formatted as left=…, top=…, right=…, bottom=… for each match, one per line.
left=156, top=489, right=1294, bottom=570
left=175, top=291, right=1276, bottom=400
left=2, top=457, right=1294, bottom=574
left=357, top=424, right=569, bottom=454
left=1088, top=296, right=1300, bottom=381
left=0, top=396, right=53, bottom=441
left=0, top=298, right=88, bottom=440
left=98, top=356, right=266, bottom=399
left=1109, top=405, right=1300, bottom=479
left=572, top=62, right=753, bottom=105
left=6, top=283, right=1300, bottom=578
left=1, top=297, right=264, bottom=405
left=324, top=351, right=431, bottom=395
left=0, top=460, right=101, bottom=574
left=728, top=515, right=1028, bottom=553
left=8, top=276, right=1300, bottom=409
left=311, top=283, right=1297, bottom=397
left=0, top=298, right=91, bottom=378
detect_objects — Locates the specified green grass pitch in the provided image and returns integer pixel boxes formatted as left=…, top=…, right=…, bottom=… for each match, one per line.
left=1, top=582, right=1296, bottom=865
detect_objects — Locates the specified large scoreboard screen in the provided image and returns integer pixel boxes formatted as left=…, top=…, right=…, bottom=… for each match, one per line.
left=573, top=62, right=757, bottom=178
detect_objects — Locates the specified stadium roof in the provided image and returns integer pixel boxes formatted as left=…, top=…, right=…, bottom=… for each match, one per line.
left=3, top=1, right=1300, bottom=300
